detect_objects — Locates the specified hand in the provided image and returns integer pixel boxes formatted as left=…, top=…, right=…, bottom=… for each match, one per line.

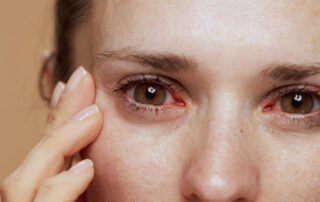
left=0, top=67, right=103, bottom=202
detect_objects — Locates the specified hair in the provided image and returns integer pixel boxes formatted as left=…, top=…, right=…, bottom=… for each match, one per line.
left=39, top=0, right=90, bottom=101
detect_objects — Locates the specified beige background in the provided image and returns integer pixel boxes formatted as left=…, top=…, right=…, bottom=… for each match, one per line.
left=0, top=0, right=54, bottom=182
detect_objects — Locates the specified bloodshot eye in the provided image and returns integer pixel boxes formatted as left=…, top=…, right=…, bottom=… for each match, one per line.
left=262, top=85, right=320, bottom=115
left=261, top=85, right=320, bottom=131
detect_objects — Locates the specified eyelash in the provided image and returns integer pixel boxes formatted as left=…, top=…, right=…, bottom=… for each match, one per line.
left=112, top=74, right=183, bottom=94
left=112, top=73, right=187, bottom=116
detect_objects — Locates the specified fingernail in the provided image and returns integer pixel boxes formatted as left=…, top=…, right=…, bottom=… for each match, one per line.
left=51, top=82, right=66, bottom=108
left=66, top=66, right=87, bottom=93
left=69, top=159, right=93, bottom=174
left=72, top=105, right=99, bottom=121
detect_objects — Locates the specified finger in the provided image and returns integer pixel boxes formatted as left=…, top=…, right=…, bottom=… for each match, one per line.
left=45, top=81, right=65, bottom=122
left=50, top=81, right=66, bottom=109
left=34, top=159, right=94, bottom=202
left=60, top=157, right=72, bottom=171
left=1, top=105, right=102, bottom=202
left=61, top=151, right=82, bottom=171
left=48, top=66, right=96, bottom=131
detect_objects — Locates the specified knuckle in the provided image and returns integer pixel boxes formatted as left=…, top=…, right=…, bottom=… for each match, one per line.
left=39, top=179, right=58, bottom=195
left=35, top=136, right=64, bottom=165
left=43, top=129, right=58, bottom=142
left=49, top=110, right=61, bottom=123
left=0, top=173, right=18, bottom=200
left=46, top=110, right=63, bottom=129
left=0, top=181, right=9, bottom=200
left=39, top=136, right=63, bottom=160
left=42, top=125, right=65, bottom=147
left=38, top=128, right=68, bottom=160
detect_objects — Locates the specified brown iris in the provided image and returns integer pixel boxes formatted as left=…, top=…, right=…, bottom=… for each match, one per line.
left=134, top=83, right=166, bottom=105
left=280, top=93, right=313, bottom=114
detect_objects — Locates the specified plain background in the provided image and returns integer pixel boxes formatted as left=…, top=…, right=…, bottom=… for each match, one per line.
left=0, top=0, right=54, bottom=182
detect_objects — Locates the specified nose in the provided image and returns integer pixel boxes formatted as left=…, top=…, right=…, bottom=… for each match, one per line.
left=181, top=126, right=260, bottom=202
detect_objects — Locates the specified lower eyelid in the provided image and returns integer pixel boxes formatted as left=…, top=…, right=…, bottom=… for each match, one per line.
left=259, top=101, right=320, bottom=132
left=114, top=91, right=187, bottom=122
left=264, top=112, right=320, bottom=132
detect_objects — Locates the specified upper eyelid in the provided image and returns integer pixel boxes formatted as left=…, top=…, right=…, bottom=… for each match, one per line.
left=263, top=84, right=320, bottom=102
left=112, top=73, right=184, bottom=93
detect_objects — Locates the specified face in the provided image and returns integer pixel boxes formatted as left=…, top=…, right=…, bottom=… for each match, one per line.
left=72, top=0, right=320, bottom=201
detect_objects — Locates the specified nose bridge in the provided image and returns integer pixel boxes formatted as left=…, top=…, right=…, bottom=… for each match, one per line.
left=181, top=92, right=259, bottom=202
left=203, top=90, right=249, bottom=175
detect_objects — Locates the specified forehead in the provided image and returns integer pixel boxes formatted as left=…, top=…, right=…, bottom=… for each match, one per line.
left=89, top=0, right=320, bottom=68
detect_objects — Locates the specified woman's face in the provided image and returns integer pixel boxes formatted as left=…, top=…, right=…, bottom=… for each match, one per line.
left=73, top=0, right=320, bottom=201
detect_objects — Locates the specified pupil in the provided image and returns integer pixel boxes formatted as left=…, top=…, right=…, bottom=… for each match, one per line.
left=292, top=94, right=303, bottom=108
left=145, top=86, right=156, bottom=99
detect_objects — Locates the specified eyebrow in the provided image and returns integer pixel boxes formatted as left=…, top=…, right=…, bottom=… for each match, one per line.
left=96, top=48, right=198, bottom=73
left=96, top=49, right=320, bottom=82
left=259, top=63, right=320, bottom=82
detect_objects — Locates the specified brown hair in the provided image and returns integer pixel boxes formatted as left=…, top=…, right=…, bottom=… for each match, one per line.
left=39, top=0, right=90, bottom=101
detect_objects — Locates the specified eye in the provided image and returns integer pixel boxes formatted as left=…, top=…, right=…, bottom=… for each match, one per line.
left=261, top=85, right=320, bottom=131
left=126, top=82, right=175, bottom=106
left=112, top=74, right=189, bottom=122
left=280, top=93, right=315, bottom=114
left=114, top=74, right=187, bottom=109
left=262, top=85, right=320, bottom=115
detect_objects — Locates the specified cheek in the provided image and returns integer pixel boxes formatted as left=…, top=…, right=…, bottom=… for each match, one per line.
left=81, top=91, right=193, bottom=200
left=257, top=131, right=320, bottom=200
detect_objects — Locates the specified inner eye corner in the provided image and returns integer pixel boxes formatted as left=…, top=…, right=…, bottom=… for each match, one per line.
left=262, top=104, right=274, bottom=113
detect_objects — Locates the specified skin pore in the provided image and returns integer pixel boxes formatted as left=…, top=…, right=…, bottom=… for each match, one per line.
left=71, top=0, right=320, bottom=201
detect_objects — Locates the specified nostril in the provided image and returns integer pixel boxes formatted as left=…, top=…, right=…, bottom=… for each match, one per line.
left=190, top=193, right=200, bottom=200
left=185, top=194, right=247, bottom=202
left=235, top=197, right=246, bottom=202
left=185, top=193, right=201, bottom=202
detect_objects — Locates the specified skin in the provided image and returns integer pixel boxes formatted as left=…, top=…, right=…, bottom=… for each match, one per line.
left=81, top=0, right=320, bottom=201
left=2, top=0, right=320, bottom=201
